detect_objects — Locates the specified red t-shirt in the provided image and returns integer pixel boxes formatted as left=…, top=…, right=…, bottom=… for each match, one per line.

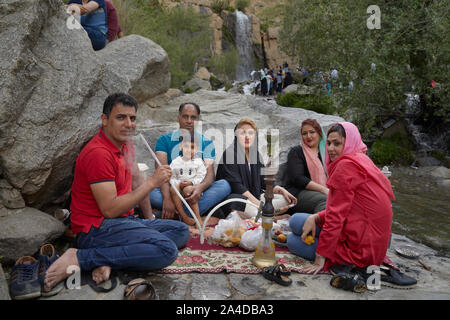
left=70, top=127, right=135, bottom=234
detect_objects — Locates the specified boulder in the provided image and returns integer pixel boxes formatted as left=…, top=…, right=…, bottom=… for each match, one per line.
left=194, top=67, right=211, bottom=80
left=0, top=180, right=25, bottom=209
left=0, top=207, right=66, bottom=264
left=0, top=0, right=170, bottom=211
left=182, top=78, right=212, bottom=92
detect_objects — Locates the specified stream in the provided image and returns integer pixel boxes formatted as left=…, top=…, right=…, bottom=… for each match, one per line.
left=389, top=167, right=450, bottom=257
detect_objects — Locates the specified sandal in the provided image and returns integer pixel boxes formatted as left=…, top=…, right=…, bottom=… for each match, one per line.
left=278, top=264, right=291, bottom=276
left=330, top=273, right=367, bottom=293
left=124, top=278, right=156, bottom=300
left=262, top=265, right=292, bottom=286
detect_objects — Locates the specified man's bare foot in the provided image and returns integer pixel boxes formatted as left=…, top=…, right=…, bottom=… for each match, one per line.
left=44, top=248, right=79, bottom=292
left=92, top=266, right=111, bottom=285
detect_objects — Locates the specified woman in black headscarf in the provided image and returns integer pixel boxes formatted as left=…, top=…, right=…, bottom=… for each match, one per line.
left=216, top=119, right=296, bottom=219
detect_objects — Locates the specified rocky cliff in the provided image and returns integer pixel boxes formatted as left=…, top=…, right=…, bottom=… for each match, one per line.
left=0, top=0, right=170, bottom=263
left=160, top=0, right=296, bottom=68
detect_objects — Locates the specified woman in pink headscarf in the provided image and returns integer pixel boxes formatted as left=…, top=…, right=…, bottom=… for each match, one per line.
left=287, top=122, right=394, bottom=274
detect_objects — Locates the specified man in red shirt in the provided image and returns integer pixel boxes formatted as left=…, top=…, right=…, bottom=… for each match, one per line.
left=43, top=93, right=189, bottom=292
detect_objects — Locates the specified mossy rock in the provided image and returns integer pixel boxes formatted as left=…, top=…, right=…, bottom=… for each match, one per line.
left=370, top=134, right=415, bottom=166
left=210, top=75, right=224, bottom=90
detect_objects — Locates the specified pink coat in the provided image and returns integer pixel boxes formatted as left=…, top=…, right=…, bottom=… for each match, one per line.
left=316, top=122, right=394, bottom=270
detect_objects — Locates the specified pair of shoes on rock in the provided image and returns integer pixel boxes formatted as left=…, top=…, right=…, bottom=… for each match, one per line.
left=261, top=264, right=292, bottom=286
left=329, top=264, right=417, bottom=291
left=9, top=243, right=63, bottom=300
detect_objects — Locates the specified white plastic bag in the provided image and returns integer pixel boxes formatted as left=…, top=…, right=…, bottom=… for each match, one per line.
left=239, top=226, right=263, bottom=251
left=212, top=211, right=246, bottom=247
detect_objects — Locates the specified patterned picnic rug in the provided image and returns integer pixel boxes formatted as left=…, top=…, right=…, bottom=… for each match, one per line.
left=158, top=231, right=308, bottom=274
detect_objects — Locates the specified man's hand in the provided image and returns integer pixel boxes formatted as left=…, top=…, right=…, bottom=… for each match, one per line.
left=150, top=165, right=172, bottom=188
left=185, top=185, right=202, bottom=204
left=162, top=197, right=176, bottom=220
left=179, top=180, right=193, bottom=190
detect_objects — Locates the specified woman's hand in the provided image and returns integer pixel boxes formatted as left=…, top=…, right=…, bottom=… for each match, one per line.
left=301, top=254, right=326, bottom=275
left=275, top=186, right=297, bottom=205
left=301, top=214, right=317, bottom=243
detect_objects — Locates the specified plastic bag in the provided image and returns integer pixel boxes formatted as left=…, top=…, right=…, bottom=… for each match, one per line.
left=239, top=226, right=263, bottom=251
left=211, top=211, right=246, bottom=247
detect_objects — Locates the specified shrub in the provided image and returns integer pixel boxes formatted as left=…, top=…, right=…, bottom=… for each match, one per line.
left=211, top=0, right=231, bottom=14
left=370, top=134, right=415, bottom=166
left=276, top=92, right=335, bottom=115
left=113, top=2, right=212, bottom=88
left=207, top=48, right=240, bottom=81
left=235, top=0, right=250, bottom=12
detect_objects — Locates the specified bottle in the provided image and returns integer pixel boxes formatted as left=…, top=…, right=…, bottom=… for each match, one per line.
left=252, top=215, right=276, bottom=268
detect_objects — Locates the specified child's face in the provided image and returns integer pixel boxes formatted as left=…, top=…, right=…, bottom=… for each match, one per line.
left=181, top=141, right=198, bottom=159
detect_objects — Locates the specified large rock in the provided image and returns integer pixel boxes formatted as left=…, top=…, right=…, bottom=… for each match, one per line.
left=182, top=78, right=212, bottom=92
left=0, top=0, right=170, bottom=211
left=0, top=207, right=66, bottom=264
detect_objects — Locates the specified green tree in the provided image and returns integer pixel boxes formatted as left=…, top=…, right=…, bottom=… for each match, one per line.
left=279, top=0, right=449, bottom=145
left=113, top=0, right=212, bottom=88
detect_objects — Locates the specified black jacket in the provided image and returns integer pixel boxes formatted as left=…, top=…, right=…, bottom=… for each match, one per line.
left=282, top=145, right=323, bottom=196
left=216, top=138, right=265, bottom=198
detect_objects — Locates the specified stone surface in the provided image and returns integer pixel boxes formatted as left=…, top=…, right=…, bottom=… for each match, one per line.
left=0, top=180, right=25, bottom=209
left=27, top=232, right=450, bottom=301
left=0, top=263, right=11, bottom=300
left=0, top=207, right=66, bottom=264
left=0, top=0, right=170, bottom=212
left=182, top=78, right=212, bottom=92
left=194, top=67, right=212, bottom=80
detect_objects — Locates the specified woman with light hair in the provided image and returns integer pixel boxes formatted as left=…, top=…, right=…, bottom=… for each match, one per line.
left=216, top=119, right=296, bottom=219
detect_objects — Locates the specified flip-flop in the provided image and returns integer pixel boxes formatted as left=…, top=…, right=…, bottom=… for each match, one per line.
left=123, top=278, right=156, bottom=300
left=330, top=273, right=367, bottom=293
left=261, top=265, right=292, bottom=286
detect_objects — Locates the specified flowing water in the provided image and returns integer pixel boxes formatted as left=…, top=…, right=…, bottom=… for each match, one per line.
left=389, top=167, right=450, bottom=257
left=235, top=10, right=254, bottom=81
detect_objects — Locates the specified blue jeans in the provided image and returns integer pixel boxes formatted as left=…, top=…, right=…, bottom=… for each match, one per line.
left=287, top=213, right=322, bottom=261
left=76, top=216, right=189, bottom=271
left=84, top=26, right=107, bottom=51
left=149, top=179, right=231, bottom=217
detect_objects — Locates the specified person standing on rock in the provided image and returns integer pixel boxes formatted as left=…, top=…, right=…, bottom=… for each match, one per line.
left=67, top=0, right=108, bottom=50
left=43, top=93, right=189, bottom=292
left=105, top=0, right=123, bottom=43
left=149, top=102, right=231, bottom=225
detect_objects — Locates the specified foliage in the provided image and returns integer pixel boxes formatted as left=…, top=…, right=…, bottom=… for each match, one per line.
left=276, top=92, right=335, bottom=115
left=207, top=47, right=240, bottom=81
left=235, top=0, right=250, bottom=12
left=112, top=0, right=212, bottom=88
left=370, top=134, right=415, bottom=166
left=211, top=0, right=231, bottom=14
left=279, top=0, right=450, bottom=144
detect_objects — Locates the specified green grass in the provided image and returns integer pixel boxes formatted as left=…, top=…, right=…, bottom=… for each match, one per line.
left=370, top=134, right=415, bottom=166
left=276, top=92, right=335, bottom=115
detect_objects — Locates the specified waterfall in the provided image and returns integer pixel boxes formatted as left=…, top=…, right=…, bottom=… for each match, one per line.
left=235, top=10, right=254, bottom=81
